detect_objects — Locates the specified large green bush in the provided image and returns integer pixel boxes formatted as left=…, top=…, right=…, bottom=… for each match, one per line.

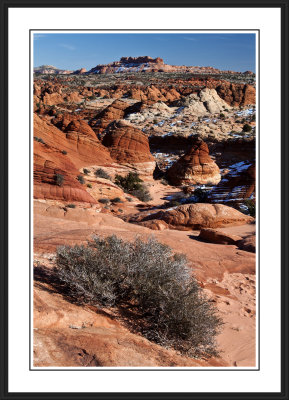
left=56, top=235, right=222, bottom=357
left=115, top=172, right=152, bottom=202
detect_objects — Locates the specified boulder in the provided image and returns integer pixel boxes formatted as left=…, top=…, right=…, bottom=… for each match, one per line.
left=198, top=228, right=242, bottom=245
left=237, top=235, right=256, bottom=253
left=128, top=203, right=254, bottom=231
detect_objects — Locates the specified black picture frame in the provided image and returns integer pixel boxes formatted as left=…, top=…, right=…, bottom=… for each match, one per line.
left=0, top=0, right=288, bottom=399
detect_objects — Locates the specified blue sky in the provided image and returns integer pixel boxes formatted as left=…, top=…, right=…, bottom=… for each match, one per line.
left=33, top=33, right=256, bottom=72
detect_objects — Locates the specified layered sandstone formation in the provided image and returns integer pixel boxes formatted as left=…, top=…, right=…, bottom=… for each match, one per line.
left=127, top=203, right=253, bottom=231
left=167, top=139, right=221, bottom=185
left=215, top=82, right=256, bottom=107
left=102, top=120, right=155, bottom=175
left=33, top=114, right=113, bottom=202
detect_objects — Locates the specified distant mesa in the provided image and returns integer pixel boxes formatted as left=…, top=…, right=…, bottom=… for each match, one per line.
left=34, top=65, right=73, bottom=75
left=120, top=56, right=164, bottom=65
left=34, top=65, right=86, bottom=75
left=34, top=57, right=254, bottom=76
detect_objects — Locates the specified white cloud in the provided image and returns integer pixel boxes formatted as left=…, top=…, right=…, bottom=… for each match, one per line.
left=59, top=43, right=76, bottom=51
left=183, top=36, right=198, bottom=41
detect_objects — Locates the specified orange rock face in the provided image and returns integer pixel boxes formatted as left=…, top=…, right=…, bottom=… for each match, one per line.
left=33, top=114, right=113, bottom=202
left=167, top=139, right=221, bottom=185
left=64, top=119, right=96, bottom=138
left=102, top=120, right=156, bottom=175
left=96, top=99, right=128, bottom=121
left=215, top=82, right=255, bottom=106
left=33, top=142, right=97, bottom=203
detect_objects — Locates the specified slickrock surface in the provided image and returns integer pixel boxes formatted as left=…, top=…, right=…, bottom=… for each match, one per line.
left=33, top=200, right=256, bottom=367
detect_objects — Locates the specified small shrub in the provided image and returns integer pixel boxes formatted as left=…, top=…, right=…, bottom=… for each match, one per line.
left=161, top=178, right=169, bottom=186
left=98, top=198, right=110, bottom=204
left=83, top=168, right=90, bottom=175
left=77, top=175, right=85, bottom=184
left=94, top=168, right=111, bottom=180
left=61, top=150, right=67, bottom=155
left=54, top=173, right=64, bottom=187
left=34, top=136, right=45, bottom=145
left=250, top=114, right=256, bottom=122
left=55, top=235, right=222, bottom=357
left=193, top=188, right=209, bottom=203
left=111, top=197, right=122, bottom=203
left=168, top=200, right=181, bottom=207
left=66, top=204, right=76, bottom=208
left=243, top=124, right=252, bottom=132
left=220, top=113, right=225, bottom=119
left=131, top=187, right=152, bottom=202
left=125, top=197, right=133, bottom=202
left=87, top=183, right=92, bottom=188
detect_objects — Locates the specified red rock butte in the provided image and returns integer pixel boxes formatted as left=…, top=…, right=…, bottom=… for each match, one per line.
left=167, top=139, right=221, bottom=185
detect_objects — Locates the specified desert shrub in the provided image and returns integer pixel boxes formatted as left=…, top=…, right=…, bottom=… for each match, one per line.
left=61, top=150, right=67, bottom=155
left=87, top=183, right=92, bottom=188
left=244, top=199, right=255, bottom=217
left=77, top=175, right=85, bottom=184
left=54, top=173, right=64, bottom=187
left=131, top=187, right=152, bottom=202
left=115, top=172, right=152, bottom=202
left=220, top=113, right=225, bottom=119
left=55, top=235, right=222, bottom=357
left=94, top=168, right=111, bottom=180
left=125, top=196, right=133, bottom=202
left=193, top=188, right=209, bottom=203
left=34, top=137, right=45, bottom=144
left=250, top=114, right=256, bottom=122
left=111, top=197, right=122, bottom=203
left=98, top=198, right=110, bottom=204
left=115, top=172, right=142, bottom=192
left=66, top=204, right=76, bottom=208
left=161, top=178, right=169, bottom=186
left=83, top=168, right=90, bottom=175
left=167, top=200, right=181, bottom=207
left=243, top=124, right=252, bottom=132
